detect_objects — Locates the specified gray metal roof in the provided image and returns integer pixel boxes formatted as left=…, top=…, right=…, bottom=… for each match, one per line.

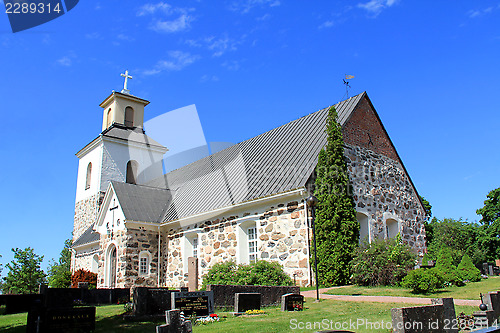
left=72, top=224, right=99, bottom=247
left=143, top=92, right=365, bottom=223
left=102, top=125, right=166, bottom=149
left=111, top=181, right=172, bottom=222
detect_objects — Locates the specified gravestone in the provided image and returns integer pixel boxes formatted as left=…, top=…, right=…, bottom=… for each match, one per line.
left=391, top=304, right=445, bottom=333
left=234, top=293, right=261, bottom=313
left=78, top=282, right=89, bottom=289
left=188, top=257, right=198, bottom=292
left=473, top=310, right=496, bottom=328
left=26, top=304, right=95, bottom=333
left=156, top=309, right=193, bottom=333
left=171, top=291, right=214, bottom=317
left=482, top=292, right=500, bottom=318
left=133, top=287, right=179, bottom=316
left=483, top=263, right=490, bottom=275
left=431, top=298, right=457, bottom=333
left=281, top=293, right=304, bottom=311
left=488, top=263, right=495, bottom=276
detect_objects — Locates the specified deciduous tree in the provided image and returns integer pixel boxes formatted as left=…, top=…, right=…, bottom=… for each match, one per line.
left=48, top=239, right=72, bottom=288
left=2, top=248, right=46, bottom=294
left=476, top=187, right=500, bottom=260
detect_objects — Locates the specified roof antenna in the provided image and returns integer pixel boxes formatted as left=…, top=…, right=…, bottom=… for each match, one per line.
left=342, top=74, right=354, bottom=100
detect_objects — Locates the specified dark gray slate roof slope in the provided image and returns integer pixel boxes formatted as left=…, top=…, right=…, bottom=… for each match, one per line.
left=72, top=224, right=99, bottom=247
left=145, top=92, right=365, bottom=223
left=112, top=181, right=172, bottom=222
left=102, top=125, right=165, bottom=149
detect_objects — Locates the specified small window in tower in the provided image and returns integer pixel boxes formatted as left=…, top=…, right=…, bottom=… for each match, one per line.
left=106, top=108, right=112, bottom=128
left=126, top=160, right=138, bottom=184
left=85, top=163, right=92, bottom=190
left=125, top=106, right=134, bottom=127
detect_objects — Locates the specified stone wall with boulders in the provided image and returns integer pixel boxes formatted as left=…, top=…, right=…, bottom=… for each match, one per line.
left=73, top=193, right=100, bottom=241
left=73, top=245, right=99, bottom=272
left=164, top=197, right=311, bottom=288
left=98, top=227, right=169, bottom=288
left=345, top=143, right=427, bottom=254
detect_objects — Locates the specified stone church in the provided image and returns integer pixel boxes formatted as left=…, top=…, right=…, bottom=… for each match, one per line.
left=71, top=81, right=427, bottom=288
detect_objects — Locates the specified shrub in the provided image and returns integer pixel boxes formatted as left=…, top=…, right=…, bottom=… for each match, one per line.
left=401, top=268, right=444, bottom=294
left=457, top=254, right=481, bottom=282
left=71, top=269, right=97, bottom=288
left=350, top=235, right=416, bottom=286
left=201, top=260, right=293, bottom=289
left=436, top=248, right=463, bottom=286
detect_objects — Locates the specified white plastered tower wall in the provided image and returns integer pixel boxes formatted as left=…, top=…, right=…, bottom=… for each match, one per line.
left=72, top=90, right=167, bottom=276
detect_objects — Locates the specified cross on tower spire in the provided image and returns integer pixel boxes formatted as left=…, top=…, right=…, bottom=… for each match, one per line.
left=120, top=70, right=133, bottom=94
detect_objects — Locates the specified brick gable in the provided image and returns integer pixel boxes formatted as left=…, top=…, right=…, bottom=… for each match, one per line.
left=342, top=95, right=399, bottom=161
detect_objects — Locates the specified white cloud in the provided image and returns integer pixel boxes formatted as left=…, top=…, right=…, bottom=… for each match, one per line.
left=222, top=60, right=241, bottom=71
left=319, top=20, right=334, bottom=29
left=143, top=51, right=199, bottom=75
left=57, top=56, right=72, bottom=67
left=257, top=13, right=271, bottom=21
left=200, top=75, right=219, bottom=82
left=85, top=32, right=101, bottom=40
left=467, top=6, right=498, bottom=18
left=186, top=34, right=242, bottom=57
left=117, top=34, right=135, bottom=41
left=230, top=0, right=280, bottom=14
left=357, top=0, right=398, bottom=16
left=137, top=2, right=172, bottom=16
left=151, top=14, right=192, bottom=33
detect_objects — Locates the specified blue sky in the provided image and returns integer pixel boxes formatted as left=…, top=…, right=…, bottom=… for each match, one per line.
left=0, top=0, right=499, bottom=276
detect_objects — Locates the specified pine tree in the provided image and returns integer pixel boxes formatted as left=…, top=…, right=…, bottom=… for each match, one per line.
left=313, top=106, right=359, bottom=286
left=457, top=254, right=481, bottom=282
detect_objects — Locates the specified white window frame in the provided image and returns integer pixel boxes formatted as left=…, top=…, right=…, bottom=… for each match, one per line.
left=139, top=251, right=151, bottom=276
left=248, top=226, right=257, bottom=263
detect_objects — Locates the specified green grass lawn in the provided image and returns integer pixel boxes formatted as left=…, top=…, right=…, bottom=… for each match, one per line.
left=324, top=276, right=500, bottom=300
left=0, top=301, right=478, bottom=333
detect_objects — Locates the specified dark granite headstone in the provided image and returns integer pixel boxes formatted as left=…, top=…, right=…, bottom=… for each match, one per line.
left=234, top=293, right=261, bottom=313
left=27, top=306, right=96, bottom=333
left=78, top=282, right=89, bottom=289
left=473, top=310, right=496, bottom=329
left=133, top=287, right=179, bottom=316
left=488, top=263, right=495, bottom=276
left=281, top=293, right=304, bottom=311
left=171, top=291, right=214, bottom=317
left=483, top=263, right=490, bottom=275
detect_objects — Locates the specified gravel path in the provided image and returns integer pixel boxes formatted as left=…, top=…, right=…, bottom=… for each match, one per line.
left=301, top=287, right=480, bottom=306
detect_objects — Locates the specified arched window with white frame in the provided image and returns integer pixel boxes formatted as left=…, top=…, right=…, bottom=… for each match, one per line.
left=124, top=106, right=134, bottom=127
left=106, top=108, right=112, bottom=128
left=85, top=163, right=92, bottom=190
left=126, top=160, right=138, bottom=184
left=357, top=212, right=370, bottom=244
left=386, top=218, right=399, bottom=239
left=139, top=251, right=151, bottom=276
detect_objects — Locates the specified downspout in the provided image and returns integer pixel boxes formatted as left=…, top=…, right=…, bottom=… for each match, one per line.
left=157, top=226, right=161, bottom=287
left=303, top=198, right=312, bottom=287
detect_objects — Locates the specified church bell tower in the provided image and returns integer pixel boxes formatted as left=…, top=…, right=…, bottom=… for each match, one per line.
left=72, top=72, right=167, bottom=242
